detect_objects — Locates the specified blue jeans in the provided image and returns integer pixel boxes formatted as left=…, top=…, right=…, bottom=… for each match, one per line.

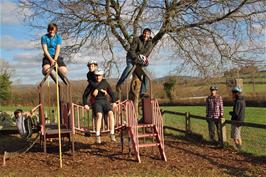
left=117, top=57, right=149, bottom=95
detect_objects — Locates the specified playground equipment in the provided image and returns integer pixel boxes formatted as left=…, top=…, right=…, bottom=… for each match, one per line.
left=1, top=64, right=166, bottom=165
left=38, top=64, right=74, bottom=154
left=71, top=65, right=167, bottom=163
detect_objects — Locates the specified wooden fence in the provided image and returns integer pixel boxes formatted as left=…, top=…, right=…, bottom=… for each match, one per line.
left=162, top=110, right=266, bottom=147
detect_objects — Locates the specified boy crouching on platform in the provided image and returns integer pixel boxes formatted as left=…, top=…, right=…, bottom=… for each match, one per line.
left=84, top=68, right=118, bottom=144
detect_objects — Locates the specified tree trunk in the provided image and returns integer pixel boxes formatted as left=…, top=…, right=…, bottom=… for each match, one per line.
left=129, top=73, right=141, bottom=118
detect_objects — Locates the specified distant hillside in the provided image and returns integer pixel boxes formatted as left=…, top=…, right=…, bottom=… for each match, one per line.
left=6, top=69, right=266, bottom=106
left=155, top=75, right=200, bottom=82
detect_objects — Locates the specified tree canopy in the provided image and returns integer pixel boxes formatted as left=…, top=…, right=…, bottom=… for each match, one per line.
left=20, top=0, right=266, bottom=77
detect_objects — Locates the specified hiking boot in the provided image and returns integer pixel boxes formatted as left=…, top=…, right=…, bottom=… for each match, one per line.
left=110, top=134, right=116, bottom=142
left=96, top=136, right=101, bottom=144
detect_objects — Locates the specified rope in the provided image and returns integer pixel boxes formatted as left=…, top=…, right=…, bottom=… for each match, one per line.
left=21, top=133, right=40, bottom=153
left=55, top=62, right=63, bottom=168
left=47, top=77, right=52, bottom=123
left=2, top=133, right=40, bottom=166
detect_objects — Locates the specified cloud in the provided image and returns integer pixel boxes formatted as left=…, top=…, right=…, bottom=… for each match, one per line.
left=2, top=32, right=179, bottom=84
left=12, top=68, right=42, bottom=85
left=0, top=1, right=22, bottom=25
left=68, top=44, right=126, bottom=65
left=0, top=35, right=39, bottom=50
left=9, top=51, right=88, bottom=84
left=12, top=53, right=40, bottom=67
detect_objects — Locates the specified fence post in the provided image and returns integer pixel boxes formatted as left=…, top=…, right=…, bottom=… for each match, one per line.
left=185, top=112, right=191, bottom=134
left=220, top=118, right=227, bottom=145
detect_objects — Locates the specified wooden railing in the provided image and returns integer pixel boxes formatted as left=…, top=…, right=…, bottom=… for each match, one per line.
left=71, top=103, right=89, bottom=134
left=162, top=110, right=266, bottom=146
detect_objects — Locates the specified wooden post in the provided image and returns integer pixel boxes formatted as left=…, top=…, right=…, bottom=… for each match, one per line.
left=235, top=78, right=243, bottom=92
left=220, top=118, right=227, bottom=145
left=185, top=112, right=191, bottom=134
left=3, top=151, right=8, bottom=166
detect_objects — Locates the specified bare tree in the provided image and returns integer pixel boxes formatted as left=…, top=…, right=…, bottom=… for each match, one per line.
left=19, top=0, right=266, bottom=73
left=19, top=0, right=266, bottom=106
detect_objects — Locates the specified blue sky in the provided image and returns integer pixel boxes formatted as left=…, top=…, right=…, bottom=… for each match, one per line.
left=0, top=0, right=179, bottom=85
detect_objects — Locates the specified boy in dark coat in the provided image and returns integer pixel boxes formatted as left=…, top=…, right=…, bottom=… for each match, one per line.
left=84, top=68, right=117, bottom=144
left=230, top=86, right=246, bottom=150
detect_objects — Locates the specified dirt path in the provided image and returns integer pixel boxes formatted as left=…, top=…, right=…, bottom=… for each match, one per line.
left=0, top=134, right=265, bottom=177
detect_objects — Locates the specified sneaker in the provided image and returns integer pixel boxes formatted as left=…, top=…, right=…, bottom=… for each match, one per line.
left=84, top=132, right=91, bottom=137
left=110, top=134, right=116, bottom=142
left=96, top=136, right=101, bottom=144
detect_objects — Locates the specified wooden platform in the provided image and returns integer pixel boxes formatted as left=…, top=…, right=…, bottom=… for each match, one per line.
left=44, top=128, right=72, bottom=138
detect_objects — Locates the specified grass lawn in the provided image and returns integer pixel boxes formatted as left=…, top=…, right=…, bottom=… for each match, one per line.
left=243, top=84, right=266, bottom=93
left=0, top=105, right=33, bottom=113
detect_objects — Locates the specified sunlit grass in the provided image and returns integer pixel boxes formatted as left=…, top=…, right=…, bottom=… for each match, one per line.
left=162, top=106, right=266, bottom=156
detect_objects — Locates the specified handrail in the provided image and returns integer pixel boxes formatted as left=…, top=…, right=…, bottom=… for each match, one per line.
left=71, top=101, right=129, bottom=134
left=162, top=110, right=187, bottom=116
left=152, top=99, right=165, bottom=149
left=30, top=104, right=42, bottom=114
left=125, top=100, right=139, bottom=157
left=224, top=120, right=266, bottom=129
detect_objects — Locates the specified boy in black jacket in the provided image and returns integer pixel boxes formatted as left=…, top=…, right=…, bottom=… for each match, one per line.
left=230, top=87, right=246, bottom=150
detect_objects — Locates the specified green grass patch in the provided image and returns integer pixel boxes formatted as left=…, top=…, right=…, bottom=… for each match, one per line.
left=0, top=105, right=33, bottom=113
left=243, top=84, right=266, bottom=93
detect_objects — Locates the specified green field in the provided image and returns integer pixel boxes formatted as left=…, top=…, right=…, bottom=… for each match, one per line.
left=161, top=106, right=266, bottom=156
left=243, top=84, right=266, bottom=93
left=0, top=105, right=33, bottom=113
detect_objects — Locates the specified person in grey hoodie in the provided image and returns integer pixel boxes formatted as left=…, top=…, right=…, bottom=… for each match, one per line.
left=230, top=86, right=246, bottom=150
left=116, top=28, right=153, bottom=97
left=14, top=109, right=32, bottom=139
